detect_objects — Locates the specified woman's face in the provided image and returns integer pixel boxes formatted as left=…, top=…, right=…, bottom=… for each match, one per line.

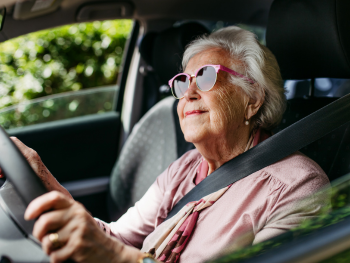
left=177, top=48, right=249, bottom=145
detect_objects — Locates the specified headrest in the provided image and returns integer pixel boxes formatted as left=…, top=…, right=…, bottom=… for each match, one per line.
left=266, top=0, right=350, bottom=79
left=139, top=22, right=209, bottom=83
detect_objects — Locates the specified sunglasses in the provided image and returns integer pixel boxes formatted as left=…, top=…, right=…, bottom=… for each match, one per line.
left=168, top=64, right=255, bottom=99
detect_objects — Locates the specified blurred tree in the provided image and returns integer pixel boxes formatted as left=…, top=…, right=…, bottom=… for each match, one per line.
left=211, top=179, right=350, bottom=263
left=0, top=19, right=132, bottom=109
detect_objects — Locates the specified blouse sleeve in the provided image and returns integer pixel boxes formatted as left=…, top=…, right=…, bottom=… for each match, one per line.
left=94, top=160, right=178, bottom=249
left=253, top=169, right=330, bottom=244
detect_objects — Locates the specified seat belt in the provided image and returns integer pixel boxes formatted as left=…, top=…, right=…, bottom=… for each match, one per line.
left=165, top=93, right=350, bottom=220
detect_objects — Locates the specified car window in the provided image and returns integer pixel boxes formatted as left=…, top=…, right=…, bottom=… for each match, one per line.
left=211, top=170, right=350, bottom=262
left=319, top=248, right=350, bottom=262
left=0, top=86, right=116, bottom=129
left=285, top=78, right=350, bottom=99
left=0, top=19, right=133, bottom=129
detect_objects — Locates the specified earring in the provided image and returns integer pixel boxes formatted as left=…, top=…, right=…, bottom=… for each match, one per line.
left=245, top=120, right=249, bottom=125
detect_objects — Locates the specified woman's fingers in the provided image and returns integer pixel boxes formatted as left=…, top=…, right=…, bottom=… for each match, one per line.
left=9, top=137, right=73, bottom=199
left=25, top=191, right=73, bottom=220
left=10, top=137, right=48, bottom=181
left=40, top=205, right=102, bottom=262
left=10, top=137, right=45, bottom=181
left=26, top=190, right=134, bottom=263
left=10, top=137, right=38, bottom=160
left=49, top=230, right=81, bottom=263
left=33, top=208, right=73, bottom=241
left=41, top=218, right=78, bottom=255
left=9, top=137, right=71, bottom=197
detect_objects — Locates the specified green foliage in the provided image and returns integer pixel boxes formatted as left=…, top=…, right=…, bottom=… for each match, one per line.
left=0, top=86, right=117, bottom=129
left=210, top=174, right=350, bottom=262
left=320, top=248, right=350, bottom=263
left=0, top=19, right=132, bottom=110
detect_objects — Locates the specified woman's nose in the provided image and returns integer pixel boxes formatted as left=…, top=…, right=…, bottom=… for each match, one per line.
left=184, top=76, right=201, bottom=101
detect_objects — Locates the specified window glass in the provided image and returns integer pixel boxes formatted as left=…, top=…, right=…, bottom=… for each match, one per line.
left=0, top=19, right=133, bottom=129
left=319, top=248, right=350, bottom=262
left=0, top=86, right=116, bottom=129
left=211, top=171, right=350, bottom=262
left=285, top=78, right=350, bottom=99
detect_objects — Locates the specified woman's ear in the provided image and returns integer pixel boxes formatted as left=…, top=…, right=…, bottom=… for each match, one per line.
left=245, top=85, right=264, bottom=120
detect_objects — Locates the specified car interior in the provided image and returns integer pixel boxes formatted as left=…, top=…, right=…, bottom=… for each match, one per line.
left=0, top=0, right=350, bottom=262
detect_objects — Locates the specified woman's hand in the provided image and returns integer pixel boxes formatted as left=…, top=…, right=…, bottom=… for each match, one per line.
left=10, top=137, right=72, bottom=199
left=25, top=191, right=143, bottom=263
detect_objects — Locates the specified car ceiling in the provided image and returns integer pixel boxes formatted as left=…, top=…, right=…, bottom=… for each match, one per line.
left=0, top=0, right=272, bottom=42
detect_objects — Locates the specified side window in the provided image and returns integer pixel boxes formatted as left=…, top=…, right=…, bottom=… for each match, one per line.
left=285, top=78, right=350, bottom=99
left=212, top=171, right=350, bottom=263
left=0, top=20, right=133, bottom=129
left=319, top=249, right=350, bottom=262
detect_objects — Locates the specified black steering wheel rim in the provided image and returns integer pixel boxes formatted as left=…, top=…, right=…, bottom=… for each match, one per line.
left=0, top=125, right=47, bottom=235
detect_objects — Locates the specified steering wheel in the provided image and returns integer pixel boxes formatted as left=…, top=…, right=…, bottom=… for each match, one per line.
left=0, top=125, right=50, bottom=262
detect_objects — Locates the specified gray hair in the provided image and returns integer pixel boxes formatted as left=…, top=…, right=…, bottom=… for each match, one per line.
left=182, top=26, right=286, bottom=130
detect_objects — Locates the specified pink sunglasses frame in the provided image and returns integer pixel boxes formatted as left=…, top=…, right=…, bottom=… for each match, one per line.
left=168, top=64, right=255, bottom=99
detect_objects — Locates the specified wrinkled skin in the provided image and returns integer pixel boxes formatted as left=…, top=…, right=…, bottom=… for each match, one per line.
left=10, top=137, right=143, bottom=263
left=25, top=191, right=141, bottom=263
left=5, top=137, right=71, bottom=196
left=4, top=48, right=263, bottom=263
left=178, top=48, right=263, bottom=174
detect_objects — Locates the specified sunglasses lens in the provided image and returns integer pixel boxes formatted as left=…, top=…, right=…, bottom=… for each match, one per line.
left=173, top=75, right=189, bottom=98
left=196, top=66, right=217, bottom=91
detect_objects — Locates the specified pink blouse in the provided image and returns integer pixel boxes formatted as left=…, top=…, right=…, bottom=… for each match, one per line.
left=96, top=149, right=330, bottom=263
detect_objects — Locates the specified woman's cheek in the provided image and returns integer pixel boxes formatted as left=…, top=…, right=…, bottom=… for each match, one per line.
left=210, top=87, right=245, bottom=131
left=177, top=100, right=186, bottom=134
left=177, top=100, right=185, bottom=120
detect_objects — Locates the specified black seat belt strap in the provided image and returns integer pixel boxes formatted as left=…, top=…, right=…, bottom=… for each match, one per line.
left=165, top=93, right=350, bottom=220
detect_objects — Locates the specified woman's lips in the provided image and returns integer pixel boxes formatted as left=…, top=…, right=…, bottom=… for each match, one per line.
left=185, top=110, right=206, bottom=117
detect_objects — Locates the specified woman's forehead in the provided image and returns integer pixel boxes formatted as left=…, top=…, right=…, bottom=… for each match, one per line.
left=187, top=49, right=226, bottom=67
left=185, top=48, right=242, bottom=73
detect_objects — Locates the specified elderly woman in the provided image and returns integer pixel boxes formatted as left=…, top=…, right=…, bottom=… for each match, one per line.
left=11, top=26, right=329, bottom=263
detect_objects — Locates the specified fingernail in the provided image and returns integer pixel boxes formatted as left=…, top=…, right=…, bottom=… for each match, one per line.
left=24, top=210, right=30, bottom=220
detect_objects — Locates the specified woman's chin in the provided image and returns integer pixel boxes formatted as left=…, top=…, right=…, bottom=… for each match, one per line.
left=184, top=131, right=207, bottom=144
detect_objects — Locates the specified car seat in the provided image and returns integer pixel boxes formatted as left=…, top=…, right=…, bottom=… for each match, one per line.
left=268, top=0, right=350, bottom=182
left=108, top=23, right=208, bottom=220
